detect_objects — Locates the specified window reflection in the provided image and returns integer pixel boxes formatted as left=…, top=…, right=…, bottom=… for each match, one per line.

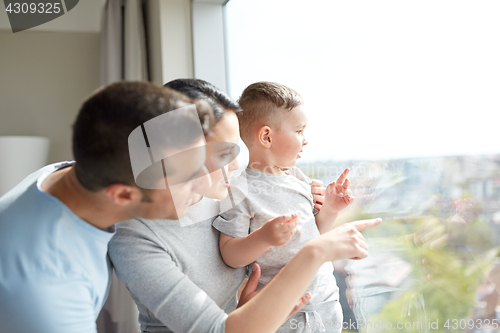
left=300, top=155, right=500, bottom=332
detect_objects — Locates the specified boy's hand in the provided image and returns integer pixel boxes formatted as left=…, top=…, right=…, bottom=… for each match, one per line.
left=259, top=212, right=301, bottom=246
left=323, top=168, right=354, bottom=214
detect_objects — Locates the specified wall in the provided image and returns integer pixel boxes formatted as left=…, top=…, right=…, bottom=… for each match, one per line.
left=0, top=0, right=103, bottom=32
left=0, top=30, right=101, bottom=163
left=146, top=0, right=194, bottom=85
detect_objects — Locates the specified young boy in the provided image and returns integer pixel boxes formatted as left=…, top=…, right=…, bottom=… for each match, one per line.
left=213, top=82, right=355, bottom=332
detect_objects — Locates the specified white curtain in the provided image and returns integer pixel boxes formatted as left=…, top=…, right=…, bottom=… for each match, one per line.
left=97, top=0, right=149, bottom=332
left=100, top=0, right=149, bottom=85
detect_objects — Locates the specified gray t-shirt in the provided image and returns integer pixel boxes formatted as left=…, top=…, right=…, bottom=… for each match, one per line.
left=213, top=167, right=339, bottom=305
left=108, top=197, right=246, bottom=333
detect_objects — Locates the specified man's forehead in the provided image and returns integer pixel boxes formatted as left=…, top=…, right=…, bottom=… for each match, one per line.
left=128, top=104, right=208, bottom=189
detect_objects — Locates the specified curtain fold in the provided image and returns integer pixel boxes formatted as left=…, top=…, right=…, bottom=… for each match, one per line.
left=100, top=0, right=149, bottom=85
left=98, top=0, right=149, bottom=332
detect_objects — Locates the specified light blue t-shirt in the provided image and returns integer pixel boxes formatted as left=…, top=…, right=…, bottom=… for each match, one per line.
left=0, top=162, right=115, bottom=333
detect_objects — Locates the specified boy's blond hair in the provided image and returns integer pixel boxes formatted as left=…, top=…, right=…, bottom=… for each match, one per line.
left=238, top=82, right=303, bottom=146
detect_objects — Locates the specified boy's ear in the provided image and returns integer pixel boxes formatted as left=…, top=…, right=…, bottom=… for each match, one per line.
left=105, top=184, right=142, bottom=206
left=257, top=126, right=272, bottom=148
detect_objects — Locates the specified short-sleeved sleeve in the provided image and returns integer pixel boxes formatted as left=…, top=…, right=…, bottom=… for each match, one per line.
left=108, top=221, right=228, bottom=333
left=212, top=184, right=254, bottom=238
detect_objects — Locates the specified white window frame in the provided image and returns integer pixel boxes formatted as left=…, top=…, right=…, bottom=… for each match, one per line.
left=191, top=0, right=229, bottom=92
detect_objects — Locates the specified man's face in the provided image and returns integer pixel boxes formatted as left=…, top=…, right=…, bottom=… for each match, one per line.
left=136, top=138, right=211, bottom=220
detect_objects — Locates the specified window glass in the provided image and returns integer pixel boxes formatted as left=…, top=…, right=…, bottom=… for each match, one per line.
left=225, top=1, right=500, bottom=330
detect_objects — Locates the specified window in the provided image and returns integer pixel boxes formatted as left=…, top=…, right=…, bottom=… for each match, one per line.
left=225, top=0, right=500, bottom=161
left=224, top=1, right=500, bottom=330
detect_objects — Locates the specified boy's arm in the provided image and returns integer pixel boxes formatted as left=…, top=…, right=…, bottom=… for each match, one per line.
left=315, top=209, right=340, bottom=234
left=219, top=213, right=301, bottom=268
left=315, top=168, right=355, bottom=234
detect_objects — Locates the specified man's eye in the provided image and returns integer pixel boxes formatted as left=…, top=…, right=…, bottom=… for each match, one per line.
left=220, top=152, right=231, bottom=159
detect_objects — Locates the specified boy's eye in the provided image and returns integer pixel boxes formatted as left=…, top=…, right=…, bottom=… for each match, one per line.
left=296, top=130, right=302, bottom=134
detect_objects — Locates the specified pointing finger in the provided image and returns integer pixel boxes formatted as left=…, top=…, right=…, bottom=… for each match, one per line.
left=351, top=218, right=382, bottom=231
left=336, top=168, right=350, bottom=185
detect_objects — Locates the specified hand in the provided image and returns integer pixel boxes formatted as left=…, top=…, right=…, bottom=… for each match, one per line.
left=309, top=218, right=382, bottom=261
left=238, top=263, right=312, bottom=321
left=453, top=198, right=482, bottom=224
left=323, top=168, right=355, bottom=214
left=259, top=212, right=301, bottom=247
left=345, top=274, right=354, bottom=309
left=310, top=179, right=325, bottom=211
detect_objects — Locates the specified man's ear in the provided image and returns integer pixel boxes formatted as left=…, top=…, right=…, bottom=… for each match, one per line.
left=105, top=184, right=141, bottom=206
left=258, top=126, right=272, bottom=148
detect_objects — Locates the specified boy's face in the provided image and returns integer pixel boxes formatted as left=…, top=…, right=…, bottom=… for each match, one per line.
left=271, top=104, right=308, bottom=168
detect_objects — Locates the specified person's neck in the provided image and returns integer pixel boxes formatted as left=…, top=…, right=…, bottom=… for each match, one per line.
left=41, top=166, right=127, bottom=230
left=190, top=193, right=203, bottom=205
left=247, top=152, right=285, bottom=175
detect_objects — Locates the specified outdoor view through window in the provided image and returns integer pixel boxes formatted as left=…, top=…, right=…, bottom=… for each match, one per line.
left=225, top=1, right=500, bottom=332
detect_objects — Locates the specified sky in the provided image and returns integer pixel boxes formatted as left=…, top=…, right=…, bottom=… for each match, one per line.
left=224, top=0, right=500, bottom=163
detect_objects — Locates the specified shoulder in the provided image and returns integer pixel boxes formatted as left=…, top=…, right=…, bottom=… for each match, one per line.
left=109, top=218, right=164, bottom=257
left=0, top=162, right=75, bottom=226
left=219, top=171, right=251, bottom=208
left=110, top=218, right=159, bottom=246
left=289, top=166, right=313, bottom=185
left=0, top=170, right=70, bottom=279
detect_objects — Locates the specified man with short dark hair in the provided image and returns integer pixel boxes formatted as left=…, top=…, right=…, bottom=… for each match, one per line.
left=0, top=81, right=212, bottom=333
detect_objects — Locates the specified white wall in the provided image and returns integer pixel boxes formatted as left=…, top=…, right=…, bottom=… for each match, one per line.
left=147, top=0, right=194, bottom=85
left=0, top=0, right=104, bottom=32
left=0, top=0, right=209, bottom=165
left=0, top=31, right=101, bottom=163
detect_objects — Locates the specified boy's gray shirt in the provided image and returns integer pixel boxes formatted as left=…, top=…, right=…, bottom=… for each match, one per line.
left=213, top=167, right=339, bottom=306
left=108, top=197, right=246, bottom=333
